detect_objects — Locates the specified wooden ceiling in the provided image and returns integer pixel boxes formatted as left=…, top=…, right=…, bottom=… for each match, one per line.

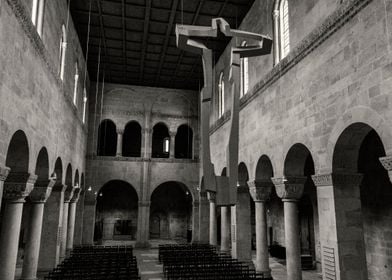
left=70, top=0, right=255, bottom=90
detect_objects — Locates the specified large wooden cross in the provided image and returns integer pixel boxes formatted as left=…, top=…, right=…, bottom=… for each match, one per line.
left=176, top=18, right=272, bottom=205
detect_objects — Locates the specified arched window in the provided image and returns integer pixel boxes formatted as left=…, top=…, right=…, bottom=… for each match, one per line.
left=122, top=121, right=142, bottom=157
left=73, top=62, right=79, bottom=105
left=97, top=120, right=117, bottom=156
left=240, top=41, right=249, bottom=97
left=175, top=125, right=193, bottom=159
left=59, top=25, right=67, bottom=81
left=82, top=88, right=87, bottom=123
left=218, top=72, right=225, bottom=118
left=32, top=0, right=45, bottom=36
left=279, top=0, right=290, bottom=58
left=151, top=123, right=170, bottom=158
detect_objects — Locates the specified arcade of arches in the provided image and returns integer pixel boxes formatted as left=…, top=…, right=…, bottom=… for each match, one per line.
left=1, top=1, right=392, bottom=280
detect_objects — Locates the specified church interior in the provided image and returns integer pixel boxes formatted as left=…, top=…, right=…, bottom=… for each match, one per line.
left=0, top=0, right=391, bottom=280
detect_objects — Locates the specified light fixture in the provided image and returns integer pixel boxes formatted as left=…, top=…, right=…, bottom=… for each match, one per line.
left=87, top=186, right=92, bottom=191
left=163, top=137, right=170, bottom=154
left=99, top=192, right=103, bottom=197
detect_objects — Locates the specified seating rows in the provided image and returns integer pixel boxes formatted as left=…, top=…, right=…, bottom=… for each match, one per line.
left=44, top=245, right=140, bottom=280
left=159, top=244, right=266, bottom=280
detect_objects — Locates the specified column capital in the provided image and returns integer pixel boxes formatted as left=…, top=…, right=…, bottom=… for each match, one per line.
left=142, top=128, right=152, bottom=134
left=0, top=165, right=10, bottom=181
left=199, top=190, right=208, bottom=199
left=64, top=185, right=75, bottom=203
left=52, top=183, right=67, bottom=192
left=169, top=131, right=176, bottom=137
left=271, top=176, right=306, bottom=201
left=29, top=178, right=56, bottom=203
left=273, top=9, right=279, bottom=18
left=311, top=172, right=363, bottom=188
left=207, top=191, right=216, bottom=202
left=3, top=172, right=37, bottom=202
left=248, top=180, right=273, bottom=202
left=70, top=188, right=82, bottom=203
left=138, top=201, right=151, bottom=207
left=380, top=155, right=392, bottom=170
left=116, top=128, right=124, bottom=134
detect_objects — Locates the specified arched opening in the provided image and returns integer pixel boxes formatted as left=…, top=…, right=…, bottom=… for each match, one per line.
left=237, top=163, right=252, bottom=256
left=175, top=125, right=193, bottom=159
left=5, top=130, right=29, bottom=174
left=149, top=182, right=192, bottom=241
left=284, top=143, right=318, bottom=269
left=97, top=119, right=117, bottom=156
left=54, top=157, right=63, bottom=185
left=74, top=170, right=79, bottom=187
left=65, top=164, right=72, bottom=187
left=151, top=123, right=170, bottom=158
left=122, top=121, right=142, bottom=157
left=95, top=180, right=139, bottom=243
left=80, top=173, right=85, bottom=190
left=333, top=123, right=392, bottom=279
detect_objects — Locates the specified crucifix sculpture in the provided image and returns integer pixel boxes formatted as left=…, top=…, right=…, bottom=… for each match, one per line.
left=176, top=18, right=272, bottom=206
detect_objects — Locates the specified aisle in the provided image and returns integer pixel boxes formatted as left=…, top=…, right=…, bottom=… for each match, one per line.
left=134, top=248, right=164, bottom=280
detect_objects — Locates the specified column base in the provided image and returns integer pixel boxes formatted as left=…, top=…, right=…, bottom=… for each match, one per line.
left=134, top=241, right=151, bottom=249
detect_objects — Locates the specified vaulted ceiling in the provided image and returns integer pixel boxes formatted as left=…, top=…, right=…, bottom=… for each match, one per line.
left=70, top=0, right=255, bottom=90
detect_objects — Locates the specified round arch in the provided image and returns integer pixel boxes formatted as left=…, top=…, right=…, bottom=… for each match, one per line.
left=97, top=119, right=117, bottom=156
left=255, top=155, right=274, bottom=181
left=5, top=130, right=30, bottom=174
left=53, top=157, right=63, bottom=185
left=95, top=180, right=139, bottom=242
left=175, top=124, right=193, bottom=159
left=151, top=122, right=170, bottom=158
left=149, top=181, right=193, bottom=241
left=123, top=121, right=142, bottom=157
left=65, top=164, right=72, bottom=186
left=74, top=169, right=79, bottom=187
left=35, top=147, right=49, bottom=181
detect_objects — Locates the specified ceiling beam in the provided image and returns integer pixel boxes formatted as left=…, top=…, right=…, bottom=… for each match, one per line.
left=139, top=0, right=152, bottom=82
left=154, top=0, right=179, bottom=84
left=121, top=0, right=126, bottom=81
left=95, top=0, right=111, bottom=78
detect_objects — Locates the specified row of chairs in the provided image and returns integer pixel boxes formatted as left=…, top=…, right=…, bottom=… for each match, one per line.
left=159, top=244, right=264, bottom=279
left=44, top=245, right=140, bottom=280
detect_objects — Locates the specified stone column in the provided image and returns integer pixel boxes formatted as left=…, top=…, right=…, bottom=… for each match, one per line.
left=207, top=191, right=217, bottom=246
left=198, top=191, right=210, bottom=243
left=191, top=200, right=200, bottom=243
left=82, top=192, right=96, bottom=245
left=136, top=201, right=151, bottom=248
left=116, top=128, right=124, bottom=157
left=312, top=173, right=368, bottom=280
left=380, top=155, right=392, bottom=182
left=272, top=176, right=306, bottom=280
left=231, top=185, right=252, bottom=264
left=249, top=180, right=273, bottom=278
left=38, top=183, right=66, bottom=272
left=102, top=218, right=116, bottom=240
left=169, top=131, right=176, bottom=158
left=60, top=186, right=74, bottom=260
left=0, top=165, right=10, bottom=210
left=66, top=188, right=81, bottom=254
left=220, top=206, right=231, bottom=252
left=21, top=179, right=55, bottom=280
left=73, top=190, right=85, bottom=246
left=0, top=172, right=37, bottom=280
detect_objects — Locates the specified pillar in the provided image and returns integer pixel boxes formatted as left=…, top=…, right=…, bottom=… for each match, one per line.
left=231, top=185, right=252, bottom=263
left=60, top=186, right=74, bottom=260
left=66, top=188, right=81, bottom=254
left=272, top=9, right=280, bottom=65
left=220, top=206, right=231, bottom=252
left=73, top=190, right=85, bottom=246
left=36, top=0, right=45, bottom=36
left=38, top=184, right=66, bottom=272
left=249, top=180, right=273, bottom=278
left=0, top=165, right=10, bottom=210
left=116, top=128, right=124, bottom=157
left=207, top=191, right=217, bottom=246
left=0, top=172, right=37, bottom=280
left=198, top=191, right=209, bottom=243
left=191, top=200, right=200, bottom=243
left=169, top=131, right=176, bottom=158
left=135, top=201, right=151, bottom=248
left=102, top=218, right=116, bottom=240
left=21, top=179, right=54, bottom=280
left=272, top=176, right=306, bottom=280
left=82, top=192, right=96, bottom=245
left=312, top=173, right=368, bottom=280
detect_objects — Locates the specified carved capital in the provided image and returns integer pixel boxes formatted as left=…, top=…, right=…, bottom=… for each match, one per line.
left=380, top=156, right=392, bottom=171
left=207, top=191, right=216, bottom=202
left=29, top=178, right=56, bottom=203
left=3, top=172, right=37, bottom=202
left=64, top=185, right=75, bottom=203
left=199, top=191, right=208, bottom=199
left=273, top=10, right=280, bottom=18
left=248, top=180, right=273, bottom=202
left=142, top=128, right=152, bottom=134
left=169, top=131, right=176, bottom=137
left=0, top=166, right=11, bottom=181
left=116, top=128, right=124, bottom=135
left=311, top=173, right=363, bottom=188
left=52, top=183, right=67, bottom=192
left=271, top=176, right=306, bottom=201
left=70, top=188, right=82, bottom=203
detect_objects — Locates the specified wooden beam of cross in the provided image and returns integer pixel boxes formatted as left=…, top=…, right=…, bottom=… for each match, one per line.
left=176, top=18, right=272, bottom=205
